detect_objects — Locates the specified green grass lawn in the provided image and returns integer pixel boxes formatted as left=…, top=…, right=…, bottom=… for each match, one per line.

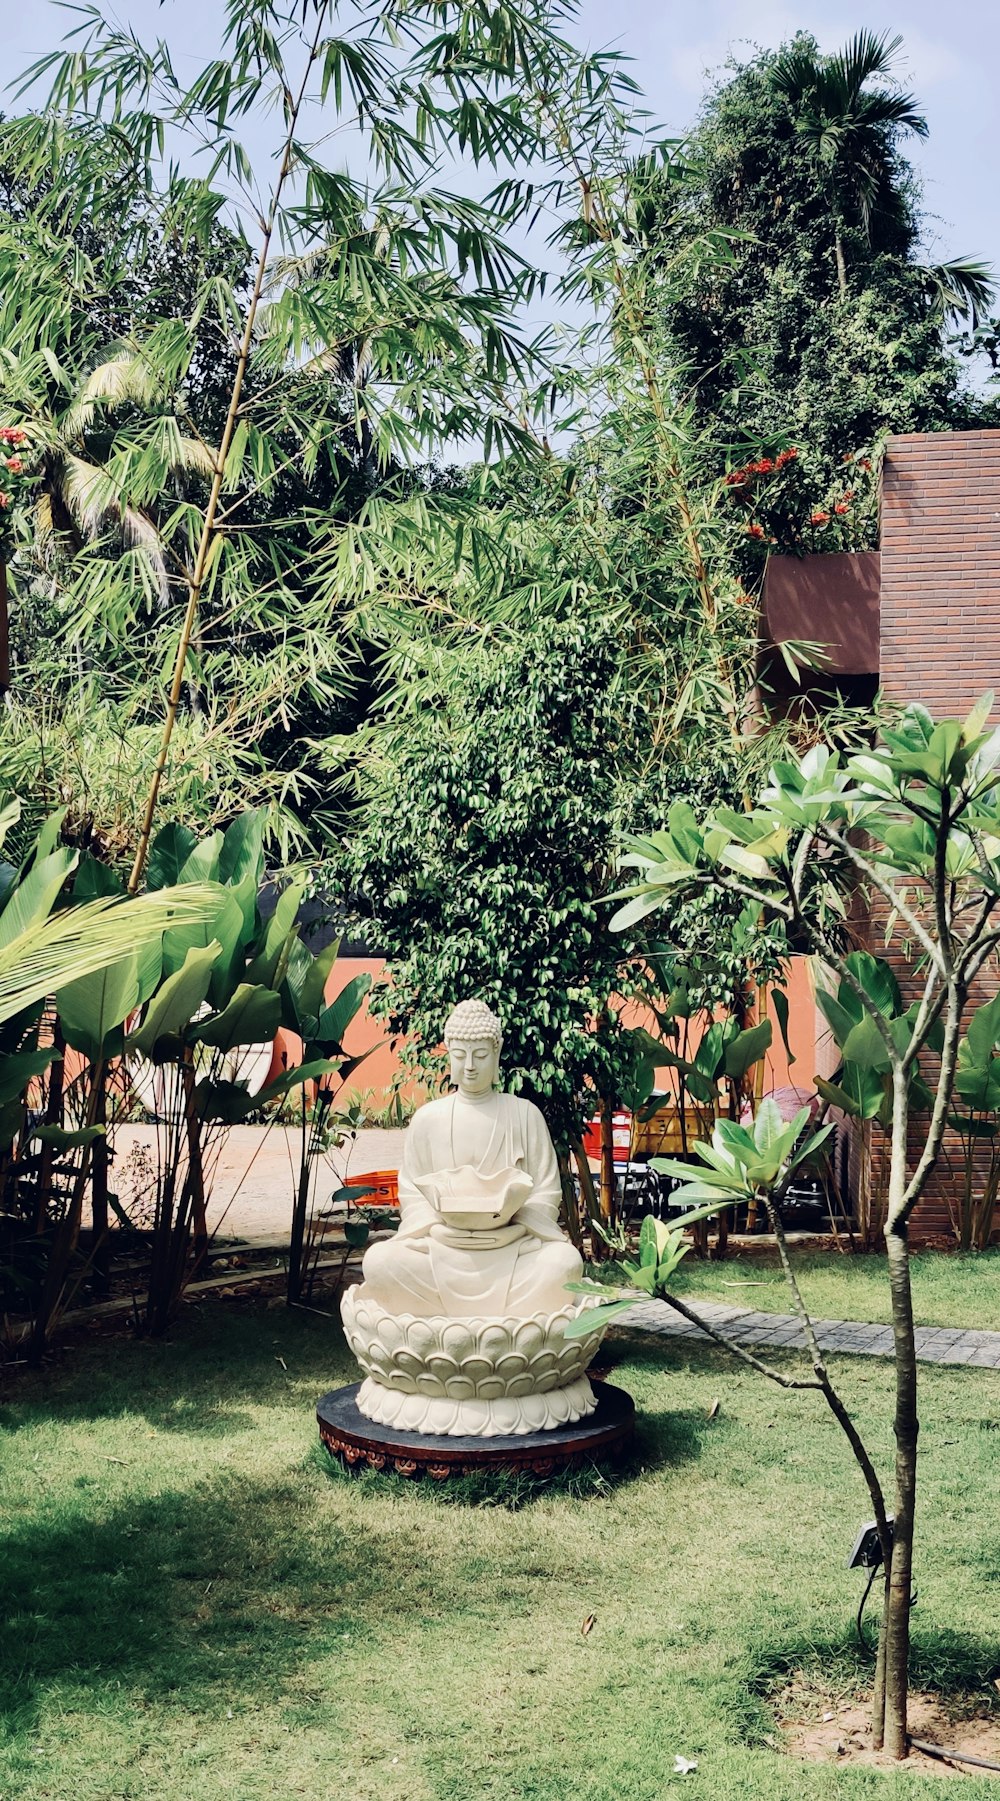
left=3, top=1299, right=1000, bottom=1800
left=670, top=1244, right=1000, bottom=1329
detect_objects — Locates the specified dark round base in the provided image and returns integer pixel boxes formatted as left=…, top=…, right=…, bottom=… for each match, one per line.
left=317, top=1380, right=635, bottom=1480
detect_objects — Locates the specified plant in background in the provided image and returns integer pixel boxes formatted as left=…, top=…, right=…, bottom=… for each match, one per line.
left=946, top=991, right=1000, bottom=1250
left=599, top=698, right=1000, bottom=1758
left=336, top=617, right=634, bottom=1226
left=0, top=801, right=372, bottom=1357
left=631, top=31, right=997, bottom=559
left=7, top=0, right=585, bottom=884
left=0, top=797, right=217, bottom=1354
left=118, top=809, right=371, bottom=1332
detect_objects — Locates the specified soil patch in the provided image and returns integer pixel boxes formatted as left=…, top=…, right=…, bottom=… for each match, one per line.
left=778, top=1672, right=1000, bottom=1775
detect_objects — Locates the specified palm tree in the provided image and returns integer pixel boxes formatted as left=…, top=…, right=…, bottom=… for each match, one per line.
left=767, top=32, right=928, bottom=299
left=0, top=340, right=217, bottom=690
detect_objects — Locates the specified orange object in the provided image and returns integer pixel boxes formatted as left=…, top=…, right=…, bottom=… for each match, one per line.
left=349, top=1170, right=399, bottom=1207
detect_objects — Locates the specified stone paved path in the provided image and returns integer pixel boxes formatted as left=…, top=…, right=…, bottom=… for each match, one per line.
left=627, top=1298, right=1000, bottom=1369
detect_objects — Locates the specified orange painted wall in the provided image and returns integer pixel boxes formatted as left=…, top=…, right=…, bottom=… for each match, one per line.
left=269, top=955, right=823, bottom=1108
left=267, top=958, right=427, bottom=1104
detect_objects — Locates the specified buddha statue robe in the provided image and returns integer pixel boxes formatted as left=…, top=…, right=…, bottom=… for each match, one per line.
left=360, top=1089, right=582, bottom=1318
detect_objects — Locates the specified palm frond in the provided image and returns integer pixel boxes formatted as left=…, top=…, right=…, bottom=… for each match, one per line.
left=921, top=257, right=997, bottom=328
left=0, top=884, right=220, bottom=1026
left=53, top=452, right=170, bottom=601
left=831, top=31, right=905, bottom=99
left=60, top=344, right=169, bottom=442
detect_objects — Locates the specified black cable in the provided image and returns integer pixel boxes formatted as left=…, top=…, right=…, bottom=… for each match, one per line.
left=855, top=1561, right=879, bottom=1654
left=910, top=1738, right=1000, bottom=1773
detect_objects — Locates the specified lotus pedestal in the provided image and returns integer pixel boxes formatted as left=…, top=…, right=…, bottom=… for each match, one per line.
left=319, top=1288, right=634, bottom=1479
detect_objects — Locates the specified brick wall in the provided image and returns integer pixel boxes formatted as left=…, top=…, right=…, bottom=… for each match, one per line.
left=879, top=431, right=1000, bottom=1240
left=881, top=430, right=1000, bottom=712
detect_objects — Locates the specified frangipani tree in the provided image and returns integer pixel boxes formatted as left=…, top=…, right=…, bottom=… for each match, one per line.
left=594, top=697, right=1000, bottom=1759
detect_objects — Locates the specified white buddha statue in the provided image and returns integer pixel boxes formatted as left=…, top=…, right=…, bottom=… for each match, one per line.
left=360, top=999, right=582, bottom=1318
left=341, top=999, right=606, bottom=1436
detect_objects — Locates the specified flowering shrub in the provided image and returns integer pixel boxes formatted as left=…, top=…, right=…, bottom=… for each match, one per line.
left=723, top=446, right=798, bottom=487
left=724, top=440, right=880, bottom=559
left=0, top=429, right=34, bottom=558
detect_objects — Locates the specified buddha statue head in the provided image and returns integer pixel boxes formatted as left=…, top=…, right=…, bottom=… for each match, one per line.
left=444, top=998, right=503, bottom=1099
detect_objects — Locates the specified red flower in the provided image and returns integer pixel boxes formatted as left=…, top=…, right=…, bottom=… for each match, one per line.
left=834, top=501, right=849, bottom=515
left=753, top=456, right=774, bottom=474
left=0, top=493, right=10, bottom=509
left=734, top=592, right=755, bottom=606
left=746, top=522, right=766, bottom=539
left=5, top=457, right=23, bottom=474
left=725, top=470, right=748, bottom=486
left=810, top=510, right=830, bottom=526
left=858, top=458, right=872, bottom=472
left=775, top=447, right=799, bottom=467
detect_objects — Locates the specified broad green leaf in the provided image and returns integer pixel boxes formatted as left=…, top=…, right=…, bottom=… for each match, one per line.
left=314, top=971, right=372, bottom=1051
left=562, top=1297, right=643, bottom=1338
left=253, top=1057, right=344, bottom=1106
left=658, top=1198, right=735, bottom=1231
left=128, top=942, right=221, bottom=1056
left=723, top=1018, right=772, bottom=1080
left=31, top=808, right=69, bottom=864
left=0, top=1045, right=57, bottom=1106
left=815, top=985, right=856, bottom=1047
left=771, top=988, right=794, bottom=1066
left=177, top=831, right=224, bottom=885
left=0, top=1096, right=22, bottom=1148
left=0, top=796, right=20, bottom=854
left=609, top=890, right=668, bottom=933
left=246, top=877, right=306, bottom=986
left=192, top=983, right=281, bottom=1051
left=219, top=810, right=265, bottom=889
left=146, top=822, right=197, bottom=889
left=964, top=991, right=1000, bottom=1065
left=841, top=1014, right=892, bottom=1072
left=73, top=855, right=124, bottom=902
left=0, top=847, right=77, bottom=953
left=194, top=1077, right=256, bottom=1123
left=161, top=886, right=244, bottom=995
left=842, top=952, right=900, bottom=1019
left=58, top=956, right=142, bottom=1061
left=30, top=1124, right=106, bottom=1148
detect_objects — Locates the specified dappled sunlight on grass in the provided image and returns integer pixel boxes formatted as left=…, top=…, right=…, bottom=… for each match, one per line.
left=1, top=1302, right=999, bottom=1798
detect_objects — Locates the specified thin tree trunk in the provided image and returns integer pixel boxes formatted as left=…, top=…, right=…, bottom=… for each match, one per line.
left=558, top=1148, right=583, bottom=1250
left=0, top=558, right=9, bottom=692
left=181, top=1050, right=208, bottom=1279
left=90, top=1063, right=110, bottom=1298
left=599, top=1094, right=616, bottom=1229
left=834, top=228, right=847, bottom=298
left=287, top=1089, right=311, bottom=1304
left=882, top=1217, right=918, bottom=1758
left=879, top=1073, right=918, bottom=1758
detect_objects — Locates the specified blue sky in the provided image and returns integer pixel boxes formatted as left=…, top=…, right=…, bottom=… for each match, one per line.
left=7, top=0, right=997, bottom=276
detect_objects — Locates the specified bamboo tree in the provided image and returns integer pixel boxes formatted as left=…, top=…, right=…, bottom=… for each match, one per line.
left=8, top=0, right=577, bottom=866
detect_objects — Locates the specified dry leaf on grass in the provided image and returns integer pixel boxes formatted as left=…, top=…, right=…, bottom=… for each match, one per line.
left=580, top=1613, right=596, bottom=1637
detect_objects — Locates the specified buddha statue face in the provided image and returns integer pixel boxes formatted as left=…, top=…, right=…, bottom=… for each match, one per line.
left=448, top=1036, right=500, bottom=1098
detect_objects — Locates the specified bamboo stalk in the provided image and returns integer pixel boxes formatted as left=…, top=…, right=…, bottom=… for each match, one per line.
left=126, top=2, right=333, bottom=893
